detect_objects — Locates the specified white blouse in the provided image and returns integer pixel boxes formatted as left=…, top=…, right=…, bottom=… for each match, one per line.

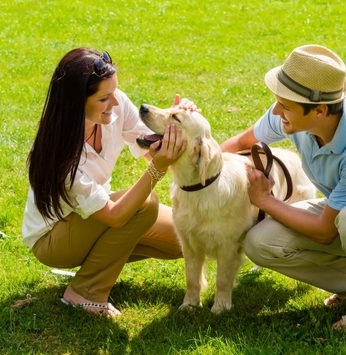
left=22, top=89, right=150, bottom=248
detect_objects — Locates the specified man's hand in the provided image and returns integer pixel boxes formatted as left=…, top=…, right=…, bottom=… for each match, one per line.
left=246, top=165, right=275, bottom=207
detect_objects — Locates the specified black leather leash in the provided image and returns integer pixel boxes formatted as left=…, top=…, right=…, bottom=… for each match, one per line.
left=239, top=142, right=293, bottom=223
left=178, top=142, right=293, bottom=224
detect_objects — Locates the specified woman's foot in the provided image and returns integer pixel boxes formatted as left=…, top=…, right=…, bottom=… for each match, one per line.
left=62, top=285, right=121, bottom=317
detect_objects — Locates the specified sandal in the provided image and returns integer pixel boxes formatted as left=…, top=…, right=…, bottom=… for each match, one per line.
left=332, top=315, right=346, bottom=330
left=60, top=298, right=121, bottom=317
left=324, top=294, right=346, bottom=308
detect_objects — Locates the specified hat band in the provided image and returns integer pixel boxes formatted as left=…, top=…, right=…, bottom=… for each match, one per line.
left=277, top=69, right=343, bottom=102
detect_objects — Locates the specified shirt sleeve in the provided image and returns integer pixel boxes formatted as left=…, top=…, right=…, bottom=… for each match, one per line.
left=327, top=162, right=346, bottom=211
left=68, top=171, right=110, bottom=219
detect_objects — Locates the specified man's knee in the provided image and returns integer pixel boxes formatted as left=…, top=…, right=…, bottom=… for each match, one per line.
left=243, top=225, right=266, bottom=266
left=336, top=207, right=346, bottom=251
left=243, top=217, right=289, bottom=267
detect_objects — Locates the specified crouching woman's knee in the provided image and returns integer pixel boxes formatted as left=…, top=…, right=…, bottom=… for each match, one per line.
left=138, top=191, right=160, bottom=227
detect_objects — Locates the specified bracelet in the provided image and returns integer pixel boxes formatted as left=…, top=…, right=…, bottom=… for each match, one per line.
left=147, top=160, right=166, bottom=185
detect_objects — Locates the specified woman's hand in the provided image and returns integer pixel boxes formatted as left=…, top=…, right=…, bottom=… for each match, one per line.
left=172, top=94, right=201, bottom=112
left=246, top=165, right=275, bottom=207
left=149, top=124, right=187, bottom=172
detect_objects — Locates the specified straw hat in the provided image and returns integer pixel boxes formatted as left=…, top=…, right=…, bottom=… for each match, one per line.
left=265, top=45, right=346, bottom=104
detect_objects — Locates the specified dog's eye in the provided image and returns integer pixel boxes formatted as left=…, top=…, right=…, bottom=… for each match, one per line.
left=172, top=114, right=181, bottom=123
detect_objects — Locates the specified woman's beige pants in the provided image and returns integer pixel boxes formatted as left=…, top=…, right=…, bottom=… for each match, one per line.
left=244, top=198, right=346, bottom=297
left=32, top=191, right=182, bottom=302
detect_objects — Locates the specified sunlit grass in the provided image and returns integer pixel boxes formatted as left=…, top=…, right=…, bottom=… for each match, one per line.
left=1, top=0, right=346, bottom=354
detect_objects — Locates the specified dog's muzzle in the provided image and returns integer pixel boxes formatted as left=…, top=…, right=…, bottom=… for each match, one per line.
left=136, top=104, right=163, bottom=149
left=136, top=133, right=163, bottom=149
left=139, top=104, right=150, bottom=116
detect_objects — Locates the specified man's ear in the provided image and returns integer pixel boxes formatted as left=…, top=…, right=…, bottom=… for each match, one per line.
left=315, top=104, right=329, bottom=116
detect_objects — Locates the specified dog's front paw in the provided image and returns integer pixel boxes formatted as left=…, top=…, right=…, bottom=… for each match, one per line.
left=211, top=301, right=233, bottom=314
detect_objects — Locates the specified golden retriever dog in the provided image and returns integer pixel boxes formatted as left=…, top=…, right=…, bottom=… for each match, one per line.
left=137, top=104, right=316, bottom=314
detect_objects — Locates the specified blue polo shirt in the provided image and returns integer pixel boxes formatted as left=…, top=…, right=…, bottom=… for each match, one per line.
left=253, top=101, right=346, bottom=211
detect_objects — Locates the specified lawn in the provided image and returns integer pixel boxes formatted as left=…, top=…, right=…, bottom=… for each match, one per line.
left=1, top=0, right=346, bottom=354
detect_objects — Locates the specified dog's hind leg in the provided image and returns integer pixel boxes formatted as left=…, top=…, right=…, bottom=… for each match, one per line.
left=179, top=243, right=207, bottom=310
left=211, top=242, right=244, bottom=314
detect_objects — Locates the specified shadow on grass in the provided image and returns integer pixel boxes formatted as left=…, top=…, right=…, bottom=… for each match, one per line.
left=1, top=273, right=346, bottom=355
left=0, top=283, right=129, bottom=355
left=127, top=305, right=346, bottom=355
left=118, top=274, right=346, bottom=355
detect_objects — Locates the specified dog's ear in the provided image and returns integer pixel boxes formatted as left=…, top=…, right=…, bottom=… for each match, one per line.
left=192, top=137, right=211, bottom=185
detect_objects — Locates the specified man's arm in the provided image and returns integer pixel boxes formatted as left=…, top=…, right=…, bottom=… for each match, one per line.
left=247, top=166, right=339, bottom=244
left=220, top=126, right=258, bottom=153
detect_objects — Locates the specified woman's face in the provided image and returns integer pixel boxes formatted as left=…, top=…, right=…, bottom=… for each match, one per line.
left=85, top=74, right=119, bottom=127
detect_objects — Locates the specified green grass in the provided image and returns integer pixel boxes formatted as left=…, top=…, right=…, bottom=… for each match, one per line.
left=1, top=0, right=346, bottom=353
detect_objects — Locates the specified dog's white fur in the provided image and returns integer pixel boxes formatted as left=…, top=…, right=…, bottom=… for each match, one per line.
left=139, top=105, right=316, bottom=313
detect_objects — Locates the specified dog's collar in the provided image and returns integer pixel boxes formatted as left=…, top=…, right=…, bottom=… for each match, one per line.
left=180, top=172, right=221, bottom=192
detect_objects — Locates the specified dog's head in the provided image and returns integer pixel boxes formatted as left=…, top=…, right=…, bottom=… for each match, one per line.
left=137, top=104, right=221, bottom=185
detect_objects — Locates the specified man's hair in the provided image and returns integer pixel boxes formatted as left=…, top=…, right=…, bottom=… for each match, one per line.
left=299, top=101, right=344, bottom=116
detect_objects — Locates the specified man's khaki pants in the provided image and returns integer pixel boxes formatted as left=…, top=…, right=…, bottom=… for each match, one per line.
left=244, top=198, right=346, bottom=297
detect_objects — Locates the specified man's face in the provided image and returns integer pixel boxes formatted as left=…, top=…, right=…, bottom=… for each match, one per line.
left=272, top=96, right=318, bottom=135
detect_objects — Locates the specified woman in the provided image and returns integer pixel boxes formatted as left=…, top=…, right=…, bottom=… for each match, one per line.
left=22, top=48, right=195, bottom=317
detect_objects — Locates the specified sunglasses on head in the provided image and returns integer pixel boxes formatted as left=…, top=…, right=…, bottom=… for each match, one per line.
left=92, top=51, right=113, bottom=76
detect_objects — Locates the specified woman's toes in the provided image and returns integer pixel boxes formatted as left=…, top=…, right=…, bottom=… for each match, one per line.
left=62, top=284, right=121, bottom=317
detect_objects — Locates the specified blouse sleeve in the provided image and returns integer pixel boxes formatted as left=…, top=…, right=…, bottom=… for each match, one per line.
left=67, top=171, right=110, bottom=219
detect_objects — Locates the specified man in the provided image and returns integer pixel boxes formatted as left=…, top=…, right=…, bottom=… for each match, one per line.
left=221, top=44, right=346, bottom=329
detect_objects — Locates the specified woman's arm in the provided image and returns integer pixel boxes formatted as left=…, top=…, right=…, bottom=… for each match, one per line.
left=93, top=124, right=186, bottom=227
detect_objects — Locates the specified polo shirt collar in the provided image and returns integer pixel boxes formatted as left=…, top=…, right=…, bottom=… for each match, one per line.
left=323, top=111, right=346, bottom=155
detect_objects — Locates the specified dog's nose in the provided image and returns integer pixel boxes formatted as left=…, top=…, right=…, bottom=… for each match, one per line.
left=139, top=104, right=149, bottom=115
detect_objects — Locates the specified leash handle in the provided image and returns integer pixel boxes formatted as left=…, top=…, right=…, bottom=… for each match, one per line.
left=250, top=142, right=293, bottom=223
left=251, top=143, right=272, bottom=223
left=269, top=155, right=293, bottom=203
left=251, top=142, right=273, bottom=179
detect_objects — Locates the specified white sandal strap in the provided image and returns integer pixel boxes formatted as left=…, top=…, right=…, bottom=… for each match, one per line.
left=61, top=298, right=109, bottom=310
left=79, top=302, right=109, bottom=309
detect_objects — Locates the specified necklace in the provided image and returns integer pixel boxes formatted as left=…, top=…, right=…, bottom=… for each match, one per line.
left=85, top=124, right=98, bottom=142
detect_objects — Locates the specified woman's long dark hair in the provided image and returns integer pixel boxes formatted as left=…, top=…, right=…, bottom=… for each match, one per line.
left=27, top=48, right=116, bottom=221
